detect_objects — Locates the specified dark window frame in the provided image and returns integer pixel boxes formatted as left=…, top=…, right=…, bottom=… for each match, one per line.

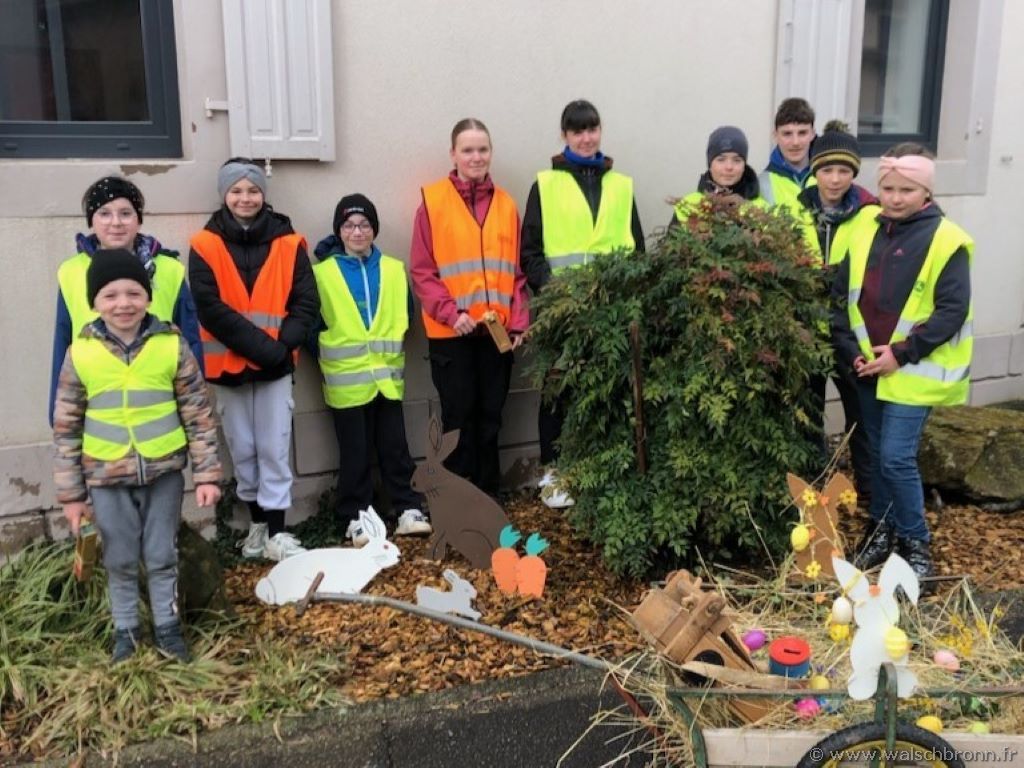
left=0, top=0, right=181, bottom=159
left=858, top=0, right=949, bottom=157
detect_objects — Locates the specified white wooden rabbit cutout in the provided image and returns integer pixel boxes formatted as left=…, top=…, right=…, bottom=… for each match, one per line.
left=415, top=569, right=481, bottom=621
left=832, top=553, right=921, bottom=700
left=255, top=508, right=400, bottom=605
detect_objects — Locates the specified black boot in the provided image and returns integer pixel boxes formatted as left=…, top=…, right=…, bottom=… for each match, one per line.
left=852, top=521, right=895, bottom=571
left=112, top=626, right=141, bottom=663
left=154, top=620, right=191, bottom=662
left=897, top=536, right=935, bottom=582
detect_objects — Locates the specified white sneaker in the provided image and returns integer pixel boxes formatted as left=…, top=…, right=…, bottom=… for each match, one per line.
left=238, top=522, right=269, bottom=559
left=537, top=468, right=556, bottom=489
left=541, top=483, right=575, bottom=509
left=263, top=532, right=307, bottom=561
left=395, top=509, right=432, bottom=536
left=346, top=518, right=370, bottom=548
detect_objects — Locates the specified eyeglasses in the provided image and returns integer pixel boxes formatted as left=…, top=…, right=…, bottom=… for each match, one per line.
left=340, top=222, right=373, bottom=233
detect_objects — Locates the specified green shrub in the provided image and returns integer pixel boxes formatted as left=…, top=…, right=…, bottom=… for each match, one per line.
left=527, top=198, right=832, bottom=577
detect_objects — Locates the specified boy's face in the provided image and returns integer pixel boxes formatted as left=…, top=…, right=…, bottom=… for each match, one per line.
left=774, top=123, right=815, bottom=167
left=338, top=214, right=374, bottom=256
left=93, top=279, right=150, bottom=337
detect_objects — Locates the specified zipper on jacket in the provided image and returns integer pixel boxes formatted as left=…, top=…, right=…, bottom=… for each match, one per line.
left=358, top=257, right=373, bottom=328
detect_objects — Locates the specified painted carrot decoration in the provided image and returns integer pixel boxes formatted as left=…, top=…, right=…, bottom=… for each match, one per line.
left=491, top=525, right=522, bottom=595
left=516, top=533, right=550, bottom=598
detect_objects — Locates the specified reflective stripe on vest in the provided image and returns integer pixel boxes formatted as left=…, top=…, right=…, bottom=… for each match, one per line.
left=846, top=216, right=974, bottom=406
left=70, top=332, right=187, bottom=460
left=58, top=252, right=184, bottom=337
left=419, top=178, right=519, bottom=339
left=537, top=169, right=634, bottom=274
left=313, top=254, right=408, bottom=408
left=190, top=230, right=303, bottom=377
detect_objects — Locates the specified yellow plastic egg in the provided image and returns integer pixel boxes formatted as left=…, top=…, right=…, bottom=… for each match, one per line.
left=884, top=626, right=909, bottom=659
left=831, top=596, right=854, bottom=625
left=917, top=715, right=943, bottom=733
left=828, top=623, right=850, bottom=642
left=809, top=674, right=830, bottom=691
left=968, top=721, right=990, bottom=735
left=791, top=525, right=811, bottom=552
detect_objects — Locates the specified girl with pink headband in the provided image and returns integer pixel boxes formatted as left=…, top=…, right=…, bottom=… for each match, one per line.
left=830, top=142, right=972, bottom=585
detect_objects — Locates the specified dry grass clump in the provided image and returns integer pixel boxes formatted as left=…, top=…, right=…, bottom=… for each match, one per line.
left=0, top=540, right=349, bottom=763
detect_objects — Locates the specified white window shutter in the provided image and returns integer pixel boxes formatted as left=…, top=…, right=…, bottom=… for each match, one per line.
left=773, top=0, right=861, bottom=130
left=221, top=0, right=335, bottom=161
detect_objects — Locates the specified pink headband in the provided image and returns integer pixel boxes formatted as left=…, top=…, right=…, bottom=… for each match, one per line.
left=877, top=155, right=935, bottom=194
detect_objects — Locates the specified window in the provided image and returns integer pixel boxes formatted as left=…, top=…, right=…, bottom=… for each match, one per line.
left=0, top=0, right=181, bottom=158
left=857, top=0, right=949, bottom=155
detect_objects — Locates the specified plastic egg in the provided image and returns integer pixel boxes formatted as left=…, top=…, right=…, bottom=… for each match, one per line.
left=828, top=623, right=850, bottom=642
left=933, top=649, right=960, bottom=672
left=791, top=525, right=811, bottom=552
left=831, top=596, right=854, bottom=625
left=884, top=626, right=909, bottom=659
left=795, top=698, right=821, bottom=720
left=917, top=715, right=943, bottom=733
left=809, top=674, right=830, bottom=691
left=968, top=721, right=990, bottom=735
left=742, top=629, right=767, bottom=652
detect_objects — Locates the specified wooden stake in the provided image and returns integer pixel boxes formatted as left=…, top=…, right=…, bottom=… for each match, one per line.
left=629, top=320, right=647, bottom=474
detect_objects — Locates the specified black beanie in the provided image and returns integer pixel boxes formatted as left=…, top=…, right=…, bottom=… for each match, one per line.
left=810, top=124, right=861, bottom=177
left=82, top=176, right=145, bottom=227
left=86, top=249, right=153, bottom=306
left=332, top=193, right=379, bottom=237
left=706, top=126, right=749, bottom=166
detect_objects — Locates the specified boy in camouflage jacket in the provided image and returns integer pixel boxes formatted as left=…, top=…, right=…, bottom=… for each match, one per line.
left=53, top=249, right=222, bottom=662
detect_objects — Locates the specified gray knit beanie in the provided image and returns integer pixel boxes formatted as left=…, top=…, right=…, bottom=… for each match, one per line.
left=706, top=126, right=749, bottom=166
left=217, top=158, right=267, bottom=200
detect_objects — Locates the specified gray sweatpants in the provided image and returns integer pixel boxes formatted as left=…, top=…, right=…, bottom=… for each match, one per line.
left=91, top=470, right=183, bottom=629
left=213, top=376, right=294, bottom=510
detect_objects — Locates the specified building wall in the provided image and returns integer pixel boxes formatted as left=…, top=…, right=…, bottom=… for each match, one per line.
left=2, top=0, right=1022, bottom=551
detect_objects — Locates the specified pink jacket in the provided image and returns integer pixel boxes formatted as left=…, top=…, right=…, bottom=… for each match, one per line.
left=410, top=171, right=529, bottom=333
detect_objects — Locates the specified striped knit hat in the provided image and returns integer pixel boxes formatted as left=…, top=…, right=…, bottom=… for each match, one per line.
left=810, top=120, right=861, bottom=177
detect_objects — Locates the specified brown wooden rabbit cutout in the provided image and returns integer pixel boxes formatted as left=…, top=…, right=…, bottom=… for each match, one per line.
left=787, top=472, right=856, bottom=581
left=412, top=415, right=511, bottom=570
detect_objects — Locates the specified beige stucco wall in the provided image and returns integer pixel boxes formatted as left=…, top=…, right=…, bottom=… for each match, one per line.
left=2, top=0, right=1022, bottom=549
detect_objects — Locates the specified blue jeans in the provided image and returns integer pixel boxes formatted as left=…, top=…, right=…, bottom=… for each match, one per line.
left=856, top=379, right=931, bottom=542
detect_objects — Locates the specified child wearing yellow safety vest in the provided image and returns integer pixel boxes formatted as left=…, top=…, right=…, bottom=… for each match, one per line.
left=831, top=144, right=972, bottom=582
left=53, top=249, right=223, bottom=663
left=312, top=194, right=430, bottom=546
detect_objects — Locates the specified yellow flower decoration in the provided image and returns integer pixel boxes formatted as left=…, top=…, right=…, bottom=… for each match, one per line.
left=801, top=488, right=818, bottom=508
left=839, top=489, right=858, bottom=507
left=804, top=560, right=822, bottom=579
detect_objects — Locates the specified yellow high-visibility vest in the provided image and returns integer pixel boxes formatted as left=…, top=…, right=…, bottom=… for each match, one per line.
left=71, top=332, right=186, bottom=460
left=846, top=216, right=973, bottom=406
left=538, top=169, right=635, bottom=273
left=58, top=252, right=183, bottom=336
left=313, top=254, right=407, bottom=408
left=798, top=204, right=882, bottom=267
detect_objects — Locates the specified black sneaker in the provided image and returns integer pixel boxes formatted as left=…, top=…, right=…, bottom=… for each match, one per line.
left=852, top=521, right=895, bottom=571
left=896, top=536, right=935, bottom=582
left=112, top=626, right=140, bottom=663
left=154, top=620, right=191, bottom=662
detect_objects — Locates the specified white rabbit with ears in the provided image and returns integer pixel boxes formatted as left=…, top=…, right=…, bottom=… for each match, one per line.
left=832, top=553, right=921, bottom=700
left=255, top=507, right=400, bottom=606
left=415, top=569, right=481, bottom=621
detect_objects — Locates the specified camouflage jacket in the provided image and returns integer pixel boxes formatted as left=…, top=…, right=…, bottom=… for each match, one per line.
left=53, top=316, right=223, bottom=504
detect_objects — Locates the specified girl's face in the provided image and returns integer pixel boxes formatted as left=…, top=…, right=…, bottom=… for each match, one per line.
left=450, top=129, right=492, bottom=182
left=91, top=197, right=140, bottom=249
left=563, top=125, right=602, bottom=158
left=878, top=170, right=930, bottom=219
left=709, top=152, right=745, bottom=188
left=224, top=178, right=264, bottom=222
left=338, top=214, right=374, bottom=257
left=816, top=165, right=855, bottom=207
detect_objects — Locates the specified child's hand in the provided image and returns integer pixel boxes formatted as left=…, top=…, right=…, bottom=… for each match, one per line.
left=194, top=483, right=222, bottom=507
left=63, top=502, right=90, bottom=536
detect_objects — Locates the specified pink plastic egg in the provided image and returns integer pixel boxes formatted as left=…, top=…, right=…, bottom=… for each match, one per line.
left=795, top=698, right=821, bottom=720
left=933, top=649, right=960, bottom=671
left=742, top=629, right=767, bottom=652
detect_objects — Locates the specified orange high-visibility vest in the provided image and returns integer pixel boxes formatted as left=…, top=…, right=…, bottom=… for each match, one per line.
left=420, top=178, right=519, bottom=339
left=190, top=230, right=303, bottom=377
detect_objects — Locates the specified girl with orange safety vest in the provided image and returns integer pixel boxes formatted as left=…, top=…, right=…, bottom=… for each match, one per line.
left=188, top=158, right=320, bottom=561
left=410, top=119, right=530, bottom=496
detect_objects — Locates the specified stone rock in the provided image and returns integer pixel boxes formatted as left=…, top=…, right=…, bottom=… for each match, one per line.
left=918, top=405, right=1024, bottom=504
left=177, top=521, right=234, bottom=621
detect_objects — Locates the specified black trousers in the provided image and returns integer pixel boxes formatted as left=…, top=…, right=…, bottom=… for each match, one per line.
left=538, top=391, right=567, bottom=466
left=428, top=335, right=512, bottom=495
left=833, top=368, right=873, bottom=502
left=330, top=394, right=423, bottom=524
